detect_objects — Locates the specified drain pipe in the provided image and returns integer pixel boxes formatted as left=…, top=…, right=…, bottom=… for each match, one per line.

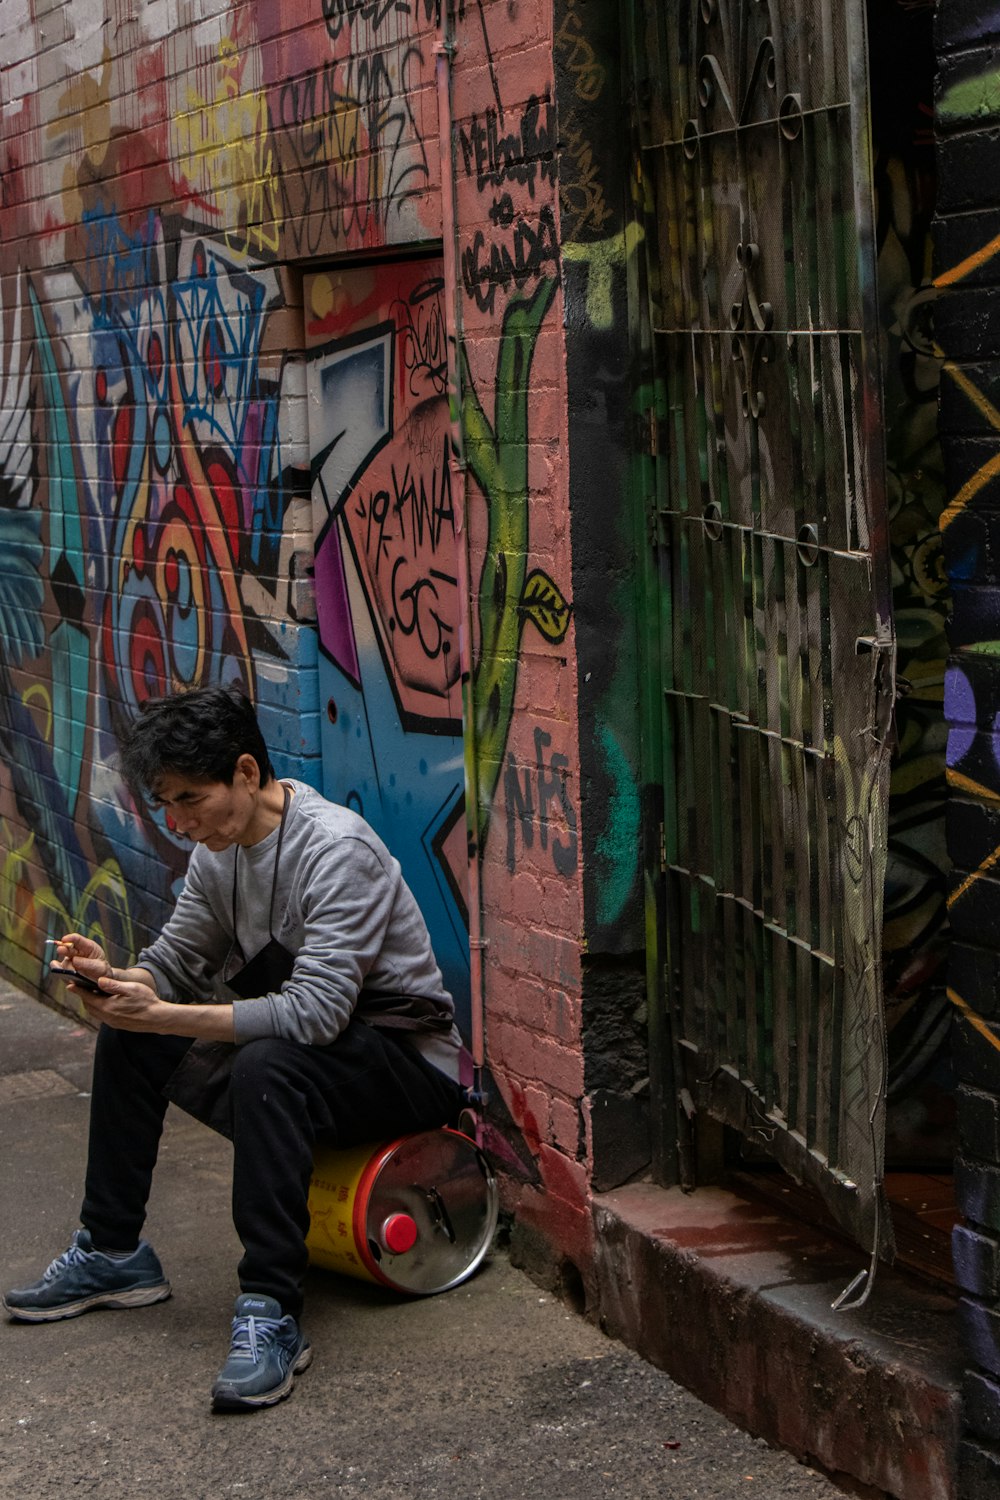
left=435, top=10, right=488, bottom=1130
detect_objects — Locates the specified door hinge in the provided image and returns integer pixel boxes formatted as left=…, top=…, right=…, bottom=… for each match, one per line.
left=648, top=407, right=659, bottom=457
left=659, top=820, right=667, bottom=873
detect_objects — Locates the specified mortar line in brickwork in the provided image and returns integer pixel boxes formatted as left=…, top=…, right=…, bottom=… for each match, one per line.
left=948, top=841, right=1000, bottom=908
left=948, top=988, right=1000, bottom=1054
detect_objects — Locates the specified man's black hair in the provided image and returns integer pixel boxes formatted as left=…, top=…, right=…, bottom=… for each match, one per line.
left=118, top=686, right=274, bottom=796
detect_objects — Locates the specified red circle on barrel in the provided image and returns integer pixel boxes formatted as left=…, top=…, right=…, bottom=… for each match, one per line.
left=381, top=1213, right=418, bottom=1256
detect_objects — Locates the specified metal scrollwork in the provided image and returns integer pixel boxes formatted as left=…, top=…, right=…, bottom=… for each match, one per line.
left=686, top=0, right=781, bottom=135
left=641, top=0, right=893, bottom=1281
left=739, top=35, right=777, bottom=123
left=678, top=0, right=804, bottom=425
left=730, top=240, right=773, bottom=421
left=778, top=90, right=803, bottom=139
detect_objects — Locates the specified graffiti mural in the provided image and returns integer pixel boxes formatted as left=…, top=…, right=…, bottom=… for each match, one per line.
left=867, top=0, right=954, bottom=1154
left=461, top=273, right=570, bottom=852
left=0, top=15, right=313, bottom=985
left=258, top=0, right=439, bottom=258
left=0, top=0, right=591, bottom=1280
left=304, top=252, right=573, bottom=1028
left=305, top=258, right=470, bottom=1016
left=0, top=267, right=133, bottom=990
left=458, top=95, right=559, bottom=314
left=0, top=215, right=308, bottom=995
left=455, top=21, right=574, bottom=884
left=557, top=0, right=646, bottom=948
left=175, top=35, right=282, bottom=261
left=0, top=0, right=464, bottom=1001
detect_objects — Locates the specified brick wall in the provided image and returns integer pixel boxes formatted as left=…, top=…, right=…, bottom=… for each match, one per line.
left=0, top=1, right=328, bottom=985
left=0, top=0, right=595, bottom=1265
left=452, top=0, right=591, bottom=1274
left=936, top=4, right=1000, bottom=1490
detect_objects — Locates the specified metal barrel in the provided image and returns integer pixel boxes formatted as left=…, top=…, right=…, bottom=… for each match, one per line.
left=305, top=1127, right=498, bottom=1295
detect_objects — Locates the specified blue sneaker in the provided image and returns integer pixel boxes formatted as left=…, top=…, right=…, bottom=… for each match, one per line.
left=211, top=1293, right=312, bottom=1411
left=4, top=1229, right=171, bottom=1321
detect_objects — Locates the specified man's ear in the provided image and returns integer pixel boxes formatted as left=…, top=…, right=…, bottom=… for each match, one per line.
left=235, top=753, right=261, bottom=790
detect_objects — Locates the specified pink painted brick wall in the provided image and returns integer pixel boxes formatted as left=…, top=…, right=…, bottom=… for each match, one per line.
left=0, top=0, right=591, bottom=1266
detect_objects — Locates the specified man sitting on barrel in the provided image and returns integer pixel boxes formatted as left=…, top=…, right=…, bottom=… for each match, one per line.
left=4, top=686, right=462, bottom=1411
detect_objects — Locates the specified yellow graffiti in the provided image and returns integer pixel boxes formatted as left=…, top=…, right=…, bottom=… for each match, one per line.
left=554, top=1, right=607, bottom=103
left=932, top=242, right=1000, bottom=526
left=949, top=988, right=1000, bottom=1054
left=0, top=828, right=64, bottom=988
left=946, top=766, right=1000, bottom=803
left=939, top=69, right=1000, bottom=127
left=562, top=221, right=645, bottom=331
left=52, top=51, right=112, bottom=156
left=935, top=362, right=1000, bottom=531
left=176, top=38, right=281, bottom=259
left=934, top=229, right=1000, bottom=289
left=939, top=449, right=1000, bottom=532
left=51, top=52, right=114, bottom=222
left=948, top=839, right=1000, bottom=908
left=1, top=823, right=137, bottom=1002
left=21, top=682, right=53, bottom=742
left=944, top=360, right=1000, bottom=433
left=560, top=123, right=614, bottom=242
left=934, top=358, right=1000, bottom=526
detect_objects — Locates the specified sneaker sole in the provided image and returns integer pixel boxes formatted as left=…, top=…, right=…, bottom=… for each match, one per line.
left=3, top=1283, right=172, bottom=1322
left=211, top=1343, right=313, bottom=1412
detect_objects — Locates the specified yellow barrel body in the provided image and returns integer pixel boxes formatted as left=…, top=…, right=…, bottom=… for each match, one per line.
left=306, top=1140, right=383, bottom=1284
left=305, top=1128, right=498, bottom=1295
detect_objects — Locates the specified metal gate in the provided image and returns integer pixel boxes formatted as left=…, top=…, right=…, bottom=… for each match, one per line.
left=630, top=0, right=896, bottom=1258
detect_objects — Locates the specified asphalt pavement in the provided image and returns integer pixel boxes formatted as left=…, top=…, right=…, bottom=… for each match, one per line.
left=0, top=976, right=845, bottom=1500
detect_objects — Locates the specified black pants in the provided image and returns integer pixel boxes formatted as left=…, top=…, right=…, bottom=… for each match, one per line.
left=80, top=1022, right=462, bottom=1317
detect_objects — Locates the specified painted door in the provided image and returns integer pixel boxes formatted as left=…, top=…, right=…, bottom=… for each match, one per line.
left=304, top=261, right=469, bottom=1029
left=632, top=1, right=896, bottom=1259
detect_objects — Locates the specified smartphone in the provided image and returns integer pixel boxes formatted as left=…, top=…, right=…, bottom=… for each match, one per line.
left=50, top=966, right=104, bottom=995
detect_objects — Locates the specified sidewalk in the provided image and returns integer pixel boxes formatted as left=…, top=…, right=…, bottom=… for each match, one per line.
left=0, top=979, right=839, bottom=1500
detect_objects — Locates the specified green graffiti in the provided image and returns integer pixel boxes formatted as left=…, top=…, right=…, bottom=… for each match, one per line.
left=461, top=275, right=569, bottom=850
left=30, top=285, right=91, bottom=815
left=593, top=722, right=641, bottom=926
left=939, top=69, right=1000, bottom=124
left=562, top=221, right=645, bottom=330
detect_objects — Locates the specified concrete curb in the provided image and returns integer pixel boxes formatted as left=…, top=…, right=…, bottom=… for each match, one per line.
left=587, top=1183, right=961, bottom=1500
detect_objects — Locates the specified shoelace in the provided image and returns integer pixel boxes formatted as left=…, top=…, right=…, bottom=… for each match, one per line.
left=228, top=1314, right=284, bottom=1364
left=42, top=1239, right=89, bottom=1282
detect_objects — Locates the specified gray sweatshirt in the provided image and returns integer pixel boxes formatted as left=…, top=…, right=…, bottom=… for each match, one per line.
left=139, top=781, right=462, bottom=1080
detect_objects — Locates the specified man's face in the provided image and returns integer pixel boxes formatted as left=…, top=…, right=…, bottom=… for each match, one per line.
left=150, top=764, right=257, bottom=850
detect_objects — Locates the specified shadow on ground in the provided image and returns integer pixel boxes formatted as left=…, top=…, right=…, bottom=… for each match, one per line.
left=0, top=979, right=841, bottom=1500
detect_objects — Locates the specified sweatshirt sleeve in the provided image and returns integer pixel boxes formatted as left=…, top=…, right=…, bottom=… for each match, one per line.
left=138, top=853, right=232, bottom=1002
left=230, top=836, right=400, bottom=1046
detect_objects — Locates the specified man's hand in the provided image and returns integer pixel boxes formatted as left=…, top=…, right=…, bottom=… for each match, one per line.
left=77, top=978, right=236, bottom=1044
left=78, top=977, right=175, bottom=1033
left=51, top=932, right=111, bottom=985
left=50, top=932, right=162, bottom=998
left=50, top=935, right=235, bottom=1043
